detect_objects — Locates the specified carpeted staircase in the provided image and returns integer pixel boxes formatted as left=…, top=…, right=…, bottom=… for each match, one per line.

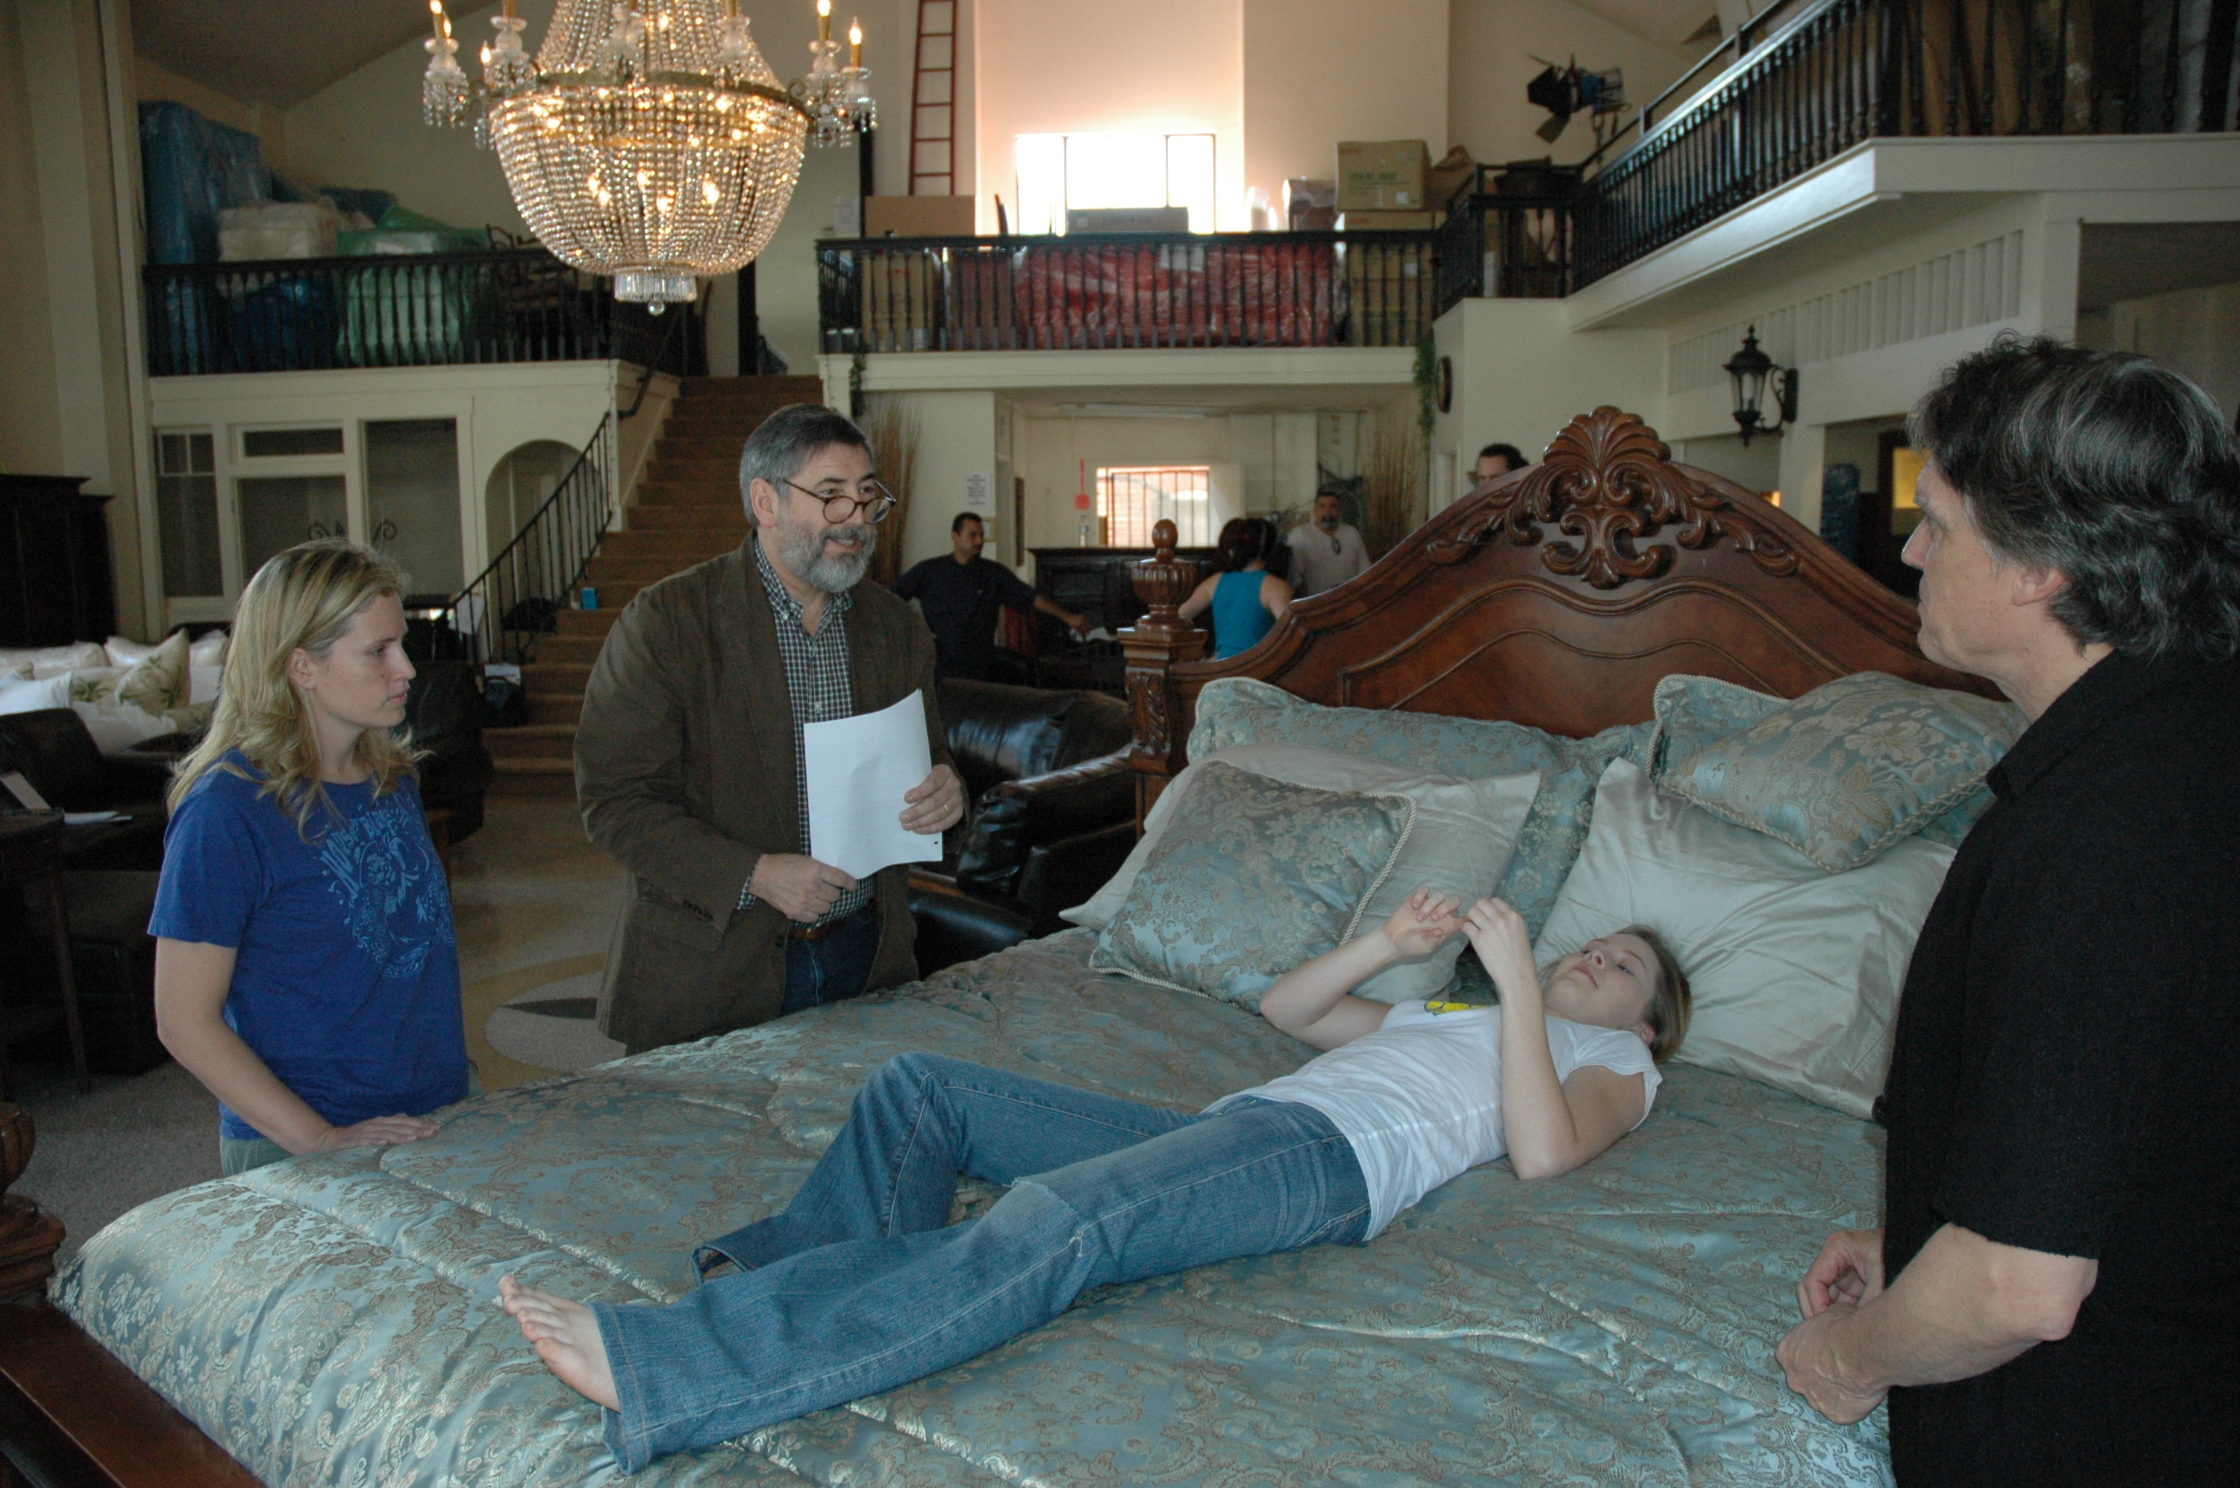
left=485, top=373, right=825, bottom=796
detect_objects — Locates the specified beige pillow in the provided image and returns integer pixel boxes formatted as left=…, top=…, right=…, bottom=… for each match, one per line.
left=1065, top=743, right=1542, bottom=1002
left=0, top=640, right=106, bottom=672
left=1535, top=759, right=1955, bottom=1118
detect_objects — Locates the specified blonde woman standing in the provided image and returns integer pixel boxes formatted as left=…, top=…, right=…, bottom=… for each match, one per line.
left=152, top=540, right=469, bottom=1175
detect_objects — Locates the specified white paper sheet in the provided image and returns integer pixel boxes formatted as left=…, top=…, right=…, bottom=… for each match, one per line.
left=803, top=690, right=945, bottom=881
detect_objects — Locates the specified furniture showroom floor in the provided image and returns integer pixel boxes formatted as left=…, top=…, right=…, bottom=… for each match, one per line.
left=16, top=793, right=626, bottom=1261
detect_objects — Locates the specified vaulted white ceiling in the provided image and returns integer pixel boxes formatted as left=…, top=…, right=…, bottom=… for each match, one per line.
left=130, top=0, right=475, bottom=108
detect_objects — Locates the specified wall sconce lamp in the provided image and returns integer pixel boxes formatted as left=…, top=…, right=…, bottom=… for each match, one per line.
left=1724, top=326, right=1797, bottom=446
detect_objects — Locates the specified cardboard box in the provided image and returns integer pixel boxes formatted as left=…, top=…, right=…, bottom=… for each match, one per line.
left=1283, top=177, right=1335, bottom=218
left=1426, top=146, right=1478, bottom=212
left=1335, top=210, right=1438, bottom=231
left=1290, top=205, right=1339, bottom=232
left=863, top=194, right=976, bottom=238
left=1335, top=140, right=1429, bottom=211
left=1065, top=206, right=1190, bottom=234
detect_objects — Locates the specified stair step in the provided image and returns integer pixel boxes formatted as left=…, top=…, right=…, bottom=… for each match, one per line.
left=529, top=634, right=606, bottom=664
left=680, top=375, right=823, bottom=402
left=652, top=437, right=754, bottom=462
left=632, top=482, right=741, bottom=506
left=553, top=608, right=620, bottom=637
left=527, top=693, right=583, bottom=726
left=629, top=506, right=749, bottom=533
left=485, top=725, right=577, bottom=761
left=524, top=661, right=593, bottom=693
left=596, top=529, right=740, bottom=558
left=586, top=554, right=717, bottom=583
left=490, top=757, right=579, bottom=797
left=641, top=457, right=740, bottom=483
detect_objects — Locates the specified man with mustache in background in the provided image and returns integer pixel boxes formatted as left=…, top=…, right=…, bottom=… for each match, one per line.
left=576, top=404, right=963, bottom=1053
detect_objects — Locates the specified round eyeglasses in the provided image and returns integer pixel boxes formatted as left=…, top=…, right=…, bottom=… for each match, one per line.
left=780, top=477, right=899, bottom=524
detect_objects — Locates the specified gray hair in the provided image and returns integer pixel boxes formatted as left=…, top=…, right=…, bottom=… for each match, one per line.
left=736, top=403, right=872, bottom=524
left=1908, top=335, right=2240, bottom=660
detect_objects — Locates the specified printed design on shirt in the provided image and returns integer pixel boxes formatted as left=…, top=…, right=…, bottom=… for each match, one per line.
left=319, top=796, right=455, bottom=977
left=1424, top=1001, right=1477, bottom=1015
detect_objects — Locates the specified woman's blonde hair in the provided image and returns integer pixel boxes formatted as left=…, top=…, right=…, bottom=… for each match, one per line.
left=169, top=539, right=420, bottom=835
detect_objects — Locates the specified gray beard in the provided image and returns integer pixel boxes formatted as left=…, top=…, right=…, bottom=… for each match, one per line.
left=782, top=521, right=875, bottom=592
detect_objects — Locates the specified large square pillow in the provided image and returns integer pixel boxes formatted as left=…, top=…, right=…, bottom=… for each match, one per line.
left=1066, top=744, right=1540, bottom=1001
left=1652, top=671, right=2023, bottom=870
left=1536, top=759, right=1955, bottom=1118
left=0, top=672, right=72, bottom=716
left=1089, top=761, right=1415, bottom=1012
left=1185, top=678, right=1651, bottom=933
left=0, top=640, right=106, bottom=673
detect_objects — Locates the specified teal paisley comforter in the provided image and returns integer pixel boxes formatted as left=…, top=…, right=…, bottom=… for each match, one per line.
left=56, top=932, right=1891, bottom=1486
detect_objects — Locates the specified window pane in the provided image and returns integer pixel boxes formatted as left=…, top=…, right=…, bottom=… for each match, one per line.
left=242, top=426, right=346, bottom=457
left=365, top=418, right=463, bottom=596
left=1166, top=134, right=1215, bottom=233
left=1097, top=465, right=1214, bottom=547
left=1015, top=133, right=1064, bottom=235
left=156, top=431, right=221, bottom=597
left=238, top=474, right=347, bottom=580
left=1065, top=133, right=1167, bottom=212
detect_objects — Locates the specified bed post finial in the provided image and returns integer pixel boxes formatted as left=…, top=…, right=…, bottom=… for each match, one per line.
left=0, top=1103, right=65, bottom=1299
left=1123, top=519, right=1208, bottom=828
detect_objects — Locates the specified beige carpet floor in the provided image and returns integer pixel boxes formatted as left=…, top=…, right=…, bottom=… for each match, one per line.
left=12, top=792, right=624, bottom=1261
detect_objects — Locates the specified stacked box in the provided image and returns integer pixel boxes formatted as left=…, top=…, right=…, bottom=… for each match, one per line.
left=1336, top=140, right=1430, bottom=211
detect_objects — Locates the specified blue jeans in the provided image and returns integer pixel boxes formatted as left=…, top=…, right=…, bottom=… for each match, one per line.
left=780, top=902, right=880, bottom=1016
left=592, top=1052, right=1370, bottom=1471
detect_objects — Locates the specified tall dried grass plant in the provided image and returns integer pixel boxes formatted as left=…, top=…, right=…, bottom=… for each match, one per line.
left=859, top=396, right=921, bottom=589
left=1362, top=401, right=1428, bottom=560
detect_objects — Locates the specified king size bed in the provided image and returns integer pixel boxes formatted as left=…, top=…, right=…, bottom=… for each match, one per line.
left=0, top=410, right=2009, bottom=1486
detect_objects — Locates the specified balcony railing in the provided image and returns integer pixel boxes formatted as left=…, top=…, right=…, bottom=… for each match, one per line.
left=143, top=247, right=706, bottom=378
left=818, top=230, right=1446, bottom=352
left=1574, top=0, right=2240, bottom=288
left=1436, top=186, right=1578, bottom=305
left=443, top=411, right=616, bottom=667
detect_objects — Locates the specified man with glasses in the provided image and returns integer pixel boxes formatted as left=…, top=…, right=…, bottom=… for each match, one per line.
left=894, top=512, right=1087, bottom=681
left=576, top=404, right=965, bottom=1052
left=1284, top=490, right=1368, bottom=598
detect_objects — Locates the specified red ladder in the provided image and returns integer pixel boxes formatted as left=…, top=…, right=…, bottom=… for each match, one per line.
left=908, top=0, right=955, bottom=195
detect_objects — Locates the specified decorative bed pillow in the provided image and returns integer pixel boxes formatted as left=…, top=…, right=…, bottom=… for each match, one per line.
left=0, top=640, right=106, bottom=673
left=1184, top=677, right=1651, bottom=933
left=1066, top=744, right=1540, bottom=1001
left=72, top=701, right=178, bottom=755
left=1537, top=759, right=1955, bottom=1118
left=0, top=672, right=73, bottom=716
left=1652, top=671, right=2024, bottom=871
left=1089, top=761, right=1415, bottom=1012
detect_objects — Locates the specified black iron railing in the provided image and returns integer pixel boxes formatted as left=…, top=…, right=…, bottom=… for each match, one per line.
left=143, top=248, right=707, bottom=377
left=443, top=411, right=615, bottom=667
left=1575, top=0, right=2240, bottom=288
left=817, top=230, right=1441, bottom=351
left=1435, top=186, right=1578, bottom=307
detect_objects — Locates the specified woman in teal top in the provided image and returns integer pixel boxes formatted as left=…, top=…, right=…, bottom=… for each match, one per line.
left=1180, top=518, right=1295, bottom=659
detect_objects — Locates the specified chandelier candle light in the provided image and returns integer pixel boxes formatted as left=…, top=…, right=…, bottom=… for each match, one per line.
left=422, top=0, right=876, bottom=310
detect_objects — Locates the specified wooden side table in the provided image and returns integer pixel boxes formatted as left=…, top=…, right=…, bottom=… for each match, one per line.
left=0, top=1103, right=62, bottom=1299
left=0, top=814, right=90, bottom=1098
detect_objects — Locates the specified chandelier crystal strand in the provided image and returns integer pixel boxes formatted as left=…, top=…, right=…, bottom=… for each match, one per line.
left=436, top=0, right=850, bottom=310
left=423, top=2, right=471, bottom=126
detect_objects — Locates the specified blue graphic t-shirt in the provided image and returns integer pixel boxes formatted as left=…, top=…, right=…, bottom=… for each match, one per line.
left=151, top=754, right=467, bottom=1141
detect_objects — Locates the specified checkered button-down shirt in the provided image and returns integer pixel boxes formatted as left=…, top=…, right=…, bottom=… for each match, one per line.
left=738, top=535, right=874, bottom=926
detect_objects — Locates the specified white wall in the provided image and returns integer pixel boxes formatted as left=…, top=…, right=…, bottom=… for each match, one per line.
left=2088, top=279, right=2240, bottom=421
left=1448, top=0, right=1710, bottom=174
left=1241, top=0, right=1448, bottom=214
left=893, top=389, right=999, bottom=571
left=1431, top=297, right=1663, bottom=512
left=146, top=363, right=617, bottom=624
left=976, top=0, right=1245, bottom=232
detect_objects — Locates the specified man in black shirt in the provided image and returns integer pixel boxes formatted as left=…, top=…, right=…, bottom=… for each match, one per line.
left=892, top=513, right=1085, bottom=681
left=1776, top=337, right=2240, bottom=1483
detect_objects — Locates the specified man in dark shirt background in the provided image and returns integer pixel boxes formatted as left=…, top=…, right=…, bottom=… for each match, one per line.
left=1776, top=336, right=2240, bottom=1483
left=892, top=513, right=1086, bottom=681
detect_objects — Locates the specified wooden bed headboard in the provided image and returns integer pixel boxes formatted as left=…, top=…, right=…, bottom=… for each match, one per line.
left=1119, top=407, right=1997, bottom=823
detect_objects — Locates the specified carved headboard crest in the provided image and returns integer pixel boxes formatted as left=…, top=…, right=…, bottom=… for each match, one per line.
left=1429, top=407, right=1801, bottom=588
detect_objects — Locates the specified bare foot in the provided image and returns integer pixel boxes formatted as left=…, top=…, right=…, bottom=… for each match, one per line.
left=501, top=1273, right=621, bottom=1411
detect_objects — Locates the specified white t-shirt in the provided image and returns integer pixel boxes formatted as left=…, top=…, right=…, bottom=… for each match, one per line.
left=1215, top=1001, right=1661, bottom=1239
left=1286, top=522, right=1369, bottom=597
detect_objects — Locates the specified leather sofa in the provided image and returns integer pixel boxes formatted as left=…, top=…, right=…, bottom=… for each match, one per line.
left=909, top=679, right=1137, bottom=975
left=0, top=710, right=173, bottom=871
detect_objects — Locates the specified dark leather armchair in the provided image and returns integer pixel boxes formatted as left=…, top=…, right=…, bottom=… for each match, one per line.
left=0, top=710, right=172, bottom=871
left=405, top=660, right=493, bottom=844
left=909, top=679, right=1136, bottom=974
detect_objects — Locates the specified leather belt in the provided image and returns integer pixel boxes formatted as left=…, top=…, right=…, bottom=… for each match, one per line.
left=788, top=909, right=864, bottom=942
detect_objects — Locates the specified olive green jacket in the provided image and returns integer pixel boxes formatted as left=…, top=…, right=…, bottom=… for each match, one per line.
left=575, top=536, right=949, bottom=1052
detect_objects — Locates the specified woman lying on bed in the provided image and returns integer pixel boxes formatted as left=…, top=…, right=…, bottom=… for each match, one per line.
left=502, top=891, right=1692, bottom=1472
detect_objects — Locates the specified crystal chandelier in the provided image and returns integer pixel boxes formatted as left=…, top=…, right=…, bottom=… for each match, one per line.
left=422, top=0, right=876, bottom=311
